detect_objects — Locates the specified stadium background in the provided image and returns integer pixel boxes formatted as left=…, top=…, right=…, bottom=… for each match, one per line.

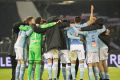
left=0, top=0, right=120, bottom=80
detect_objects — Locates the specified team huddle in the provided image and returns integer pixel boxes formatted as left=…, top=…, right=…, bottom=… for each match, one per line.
left=13, top=5, right=110, bottom=80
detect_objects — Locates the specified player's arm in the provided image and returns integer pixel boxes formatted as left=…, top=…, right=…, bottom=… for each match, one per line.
left=33, top=20, right=61, bottom=33
left=98, top=25, right=106, bottom=34
left=80, top=25, right=102, bottom=31
left=40, top=20, right=61, bottom=28
left=40, top=22, right=56, bottom=28
left=86, top=5, right=96, bottom=26
left=25, top=28, right=33, bottom=36
left=19, top=25, right=31, bottom=31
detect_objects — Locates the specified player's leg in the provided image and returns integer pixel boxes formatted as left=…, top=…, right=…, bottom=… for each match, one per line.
left=103, top=60, right=109, bottom=80
left=46, top=50, right=53, bottom=80
left=70, top=51, right=77, bottom=80
left=93, top=63, right=99, bottom=80
left=98, top=60, right=105, bottom=80
left=40, top=58, right=44, bottom=80
left=15, top=60, right=21, bottom=80
left=19, top=48, right=27, bottom=80
left=15, top=47, right=21, bottom=80
left=28, top=48, right=35, bottom=80
left=93, top=52, right=100, bottom=80
left=87, top=52, right=94, bottom=80
left=34, top=46, right=42, bottom=80
left=60, top=50, right=67, bottom=80
left=19, top=60, right=26, bottom=80
left=66, top=63, right=71, bottom=80
left=88, top=63, right=94, bottom=80
left=64, top=50, right=71, bottom=80
left=53, top=49, right=59, bottom=80
left=31, top=64, right=35, bottom=80
left=78, top=49, right=85, bottom=80
left=35, top=61, right=41, bottom=80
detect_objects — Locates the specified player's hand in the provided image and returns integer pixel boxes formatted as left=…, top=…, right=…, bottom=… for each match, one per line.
left=91, top=5, right=94, bottom=11
left=56, top=20, right=62, bottom=24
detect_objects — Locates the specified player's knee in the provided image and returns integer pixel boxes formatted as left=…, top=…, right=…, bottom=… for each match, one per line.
left=53, top=58, right=58, bottom=62
left=48, top=58, right=52, bottom=63
left=79, top=60, right=84, bottom=63
left=71, top=60, right=76, bottom=64
left=35, top=60, right=41, bottom=64
left=28, top=60, right=34, bottom=64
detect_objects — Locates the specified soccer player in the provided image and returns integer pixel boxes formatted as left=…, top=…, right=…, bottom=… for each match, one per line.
left=14, top=17, right=33, bottom=80
left=98, top=29, right=110, bottom=80
left=67, top=5, right=95, bottom=80
left=9, top=21, right=24, bottom=80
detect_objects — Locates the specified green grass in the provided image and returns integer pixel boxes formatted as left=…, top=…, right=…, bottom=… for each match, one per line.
left=0, top=67, right=120, bottom=80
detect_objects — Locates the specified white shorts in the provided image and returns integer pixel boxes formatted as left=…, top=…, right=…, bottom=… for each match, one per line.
left=45, top=49, right=59, bottom=59
left=70, top=44, right=85, bottom=52
left=86, top=52, right=99, bottom=63
left=14, top=47, right=27, bottom=61
left=99, top=48, right=108, bottom=60
left=59, top=50, right=70, bottom=63
left=69, top=50, right=85, bottom=61
left=69, top=44, right=85, bottom=61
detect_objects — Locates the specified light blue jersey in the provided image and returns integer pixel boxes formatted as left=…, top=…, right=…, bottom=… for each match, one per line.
left=76, top=25, right=106, bottom=53
left=98, top=38, right=108, bottom=49
left=14, top=25, right=32, bottom=48
left=67, top=23, right=88, bottom=45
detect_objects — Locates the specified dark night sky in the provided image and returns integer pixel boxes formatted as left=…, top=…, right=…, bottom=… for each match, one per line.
left=0, top=0, right=120, bottom=38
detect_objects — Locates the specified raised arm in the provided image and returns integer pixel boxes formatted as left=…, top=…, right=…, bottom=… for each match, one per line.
left=34, top=20, right=61, bottom=33
left=40, top=22, right=56, bottom=28
left=86, top=5, right=96, bottom=26
left=19, top=25, right=31, bottom=31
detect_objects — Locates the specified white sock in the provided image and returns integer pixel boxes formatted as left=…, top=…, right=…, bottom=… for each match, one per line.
left=62, top=66, right=66, bottom=80
left=52, top=62, right=58, bottom=79
left=66, top=65, right=71, bottom=80
left=48, top=63, right=52, bottom=79
left=15, top=63, right=21, bottom=80
left=71, top=64, right=76, bottom=80
left=79, top=63, right=84, bottom=79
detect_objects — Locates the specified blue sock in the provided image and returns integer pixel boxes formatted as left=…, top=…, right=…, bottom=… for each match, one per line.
left=66, top=65, right=71, bottom=80
left=48, top=63, right=52, bottom=79
left=15, top=63, right=21, bottom=80
left=79, top=63, right=84, bottom=79
left=88, top=67, right=93, bottom=80
left=53, top=62, right=58, bottom=79
left=93, top=67, right=99, bottom=80
left=19, top=64, right=25, bottom=80
left=40, top=64, right=44, bottom=79
left=62, top=66, right=66, bottom=80
left=71, top=64, right=76, bottom=80
left=100, top=72, right=105, bottom=79
left=105, top=72, right=109, bottom=79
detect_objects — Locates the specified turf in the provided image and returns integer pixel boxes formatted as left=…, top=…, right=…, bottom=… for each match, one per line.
left=0, top=67, right=120, bottom=80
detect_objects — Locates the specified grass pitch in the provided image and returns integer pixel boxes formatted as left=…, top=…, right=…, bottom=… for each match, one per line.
left=0, top=67, right=120, bottom=80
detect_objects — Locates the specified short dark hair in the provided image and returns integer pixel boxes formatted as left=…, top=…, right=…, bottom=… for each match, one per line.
left=35, top=17, right=42, bottom=24
left=74, top=16, right=81, bottom=23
